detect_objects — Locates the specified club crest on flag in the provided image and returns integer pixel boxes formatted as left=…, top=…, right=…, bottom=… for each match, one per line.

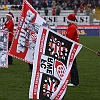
left=29, top=27, right=83, bottom=100
left=55, top=60, right=66, bottom=80
left=48, top=36, right=68, bottom=60
left=40, top=73, right=60, bottom=100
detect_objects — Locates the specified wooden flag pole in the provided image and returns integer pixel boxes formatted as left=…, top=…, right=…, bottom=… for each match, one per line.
left=83, top=45, right=100, bottom=57
left=83, top=45, right=97, bottom=54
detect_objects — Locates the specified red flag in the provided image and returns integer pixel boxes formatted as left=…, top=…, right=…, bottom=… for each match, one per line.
left=8, top=0, right=48, bottom=64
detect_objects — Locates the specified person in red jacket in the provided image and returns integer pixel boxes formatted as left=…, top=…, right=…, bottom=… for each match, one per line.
left=2, top=12, right=14, bottom=65
left=66, top=14, right=79, bottom=86
left=80, top=3, right=84, bottom=13
left=52, top=8, right=56, bottom=16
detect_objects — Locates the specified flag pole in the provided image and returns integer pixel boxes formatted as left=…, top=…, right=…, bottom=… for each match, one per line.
left=83, top=45, right=100, bottom=56
left=83, top=45, right=97, bottom=54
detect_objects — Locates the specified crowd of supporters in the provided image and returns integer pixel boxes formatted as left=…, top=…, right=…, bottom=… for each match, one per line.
left=0, top=0, right=99, bottom=8
left=0, top=0, right=22, bottom=10
left=0, top=0, right=100, bottom=17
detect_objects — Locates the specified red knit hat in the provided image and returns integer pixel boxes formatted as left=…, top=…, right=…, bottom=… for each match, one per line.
left=6, top=12, right=14, bottom=18
left=66, top=14, right=76, bottom=23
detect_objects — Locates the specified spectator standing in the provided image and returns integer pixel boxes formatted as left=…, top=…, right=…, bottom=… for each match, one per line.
left=32, top=1, right=37, bottom=9
left=28, top=0, right=33, bottom=5
left=98, top=0, right=100, bottom=9
left=32, top=0, right=39, bottom=10
left=44, top=8, right=48, bottom=16
left=14, top=4, right=19, bottom=10
left=42, top=0, right=48, bottom=9
left=10, top=4, right=15, bottom=10
left=2, top=12, right=14, bottom=65
left=5, top=0, right=8, bottom=4
left=80, top=3, right=84, bottom=13
left=87, top=1, right=91, bottom=9
left=0, top=0, right=4, bottom=5
left=62, top=1, right=67, bottom=10
left=66, top=14, right=79, bottom=87
left=80, top=0, right=84, bottom=5
left=74, top=5, right=78, bottom=15
left=56, top=2, right=60, bottom=15
left=0, top=3, right=3, bottom=10
left=37, top=0, right=41, bottom=10
left=42, top=0, right=48, bottom=17
left=67, top=0, right=72, bottom=10
left=92, top=7, right=97, bottom=19
left=3, top=3, right=8, bottom=10
left=18, top=3, right=22, bottom=10
left=74, top=0, right=79, bottom=9
left=8, top=0, right=14, bottom=4
left=52, top=0, right=56, bottom=9
left=52, top=8, right=56, bottom=16
left=86, top=1, right=91, bottom=15
left=77, top=0, right=80, bottom=8
left=35, top=0, right=39, bottom=9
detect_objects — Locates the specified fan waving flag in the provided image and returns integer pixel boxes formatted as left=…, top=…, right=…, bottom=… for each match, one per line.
left=29, top=26, right=82, bottom=100
left=0, top=30, right=8, bottom=68
left=8, top=0, right=49, bottom=64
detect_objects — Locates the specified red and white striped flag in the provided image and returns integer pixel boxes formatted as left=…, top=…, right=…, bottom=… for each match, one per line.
left=8, top=0, right=49, bottom=64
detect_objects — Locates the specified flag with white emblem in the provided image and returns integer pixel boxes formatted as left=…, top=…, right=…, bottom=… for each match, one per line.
left=29, top=26, right=82, bottom=100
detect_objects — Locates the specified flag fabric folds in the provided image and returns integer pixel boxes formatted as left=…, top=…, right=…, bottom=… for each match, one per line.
left=8, top=0, right=49, bottom=64
left=0, top=30, right=8, bottom=68
left=29, top=26, right=82, bottom=100
left=8, top=0, right=82, bottom=99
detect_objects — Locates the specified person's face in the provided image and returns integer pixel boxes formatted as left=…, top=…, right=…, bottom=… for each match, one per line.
left=6, top=15, right=11, bottom=21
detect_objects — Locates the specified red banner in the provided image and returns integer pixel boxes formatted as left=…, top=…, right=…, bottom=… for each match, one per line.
left=8, top=0, right=49, bottom=64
